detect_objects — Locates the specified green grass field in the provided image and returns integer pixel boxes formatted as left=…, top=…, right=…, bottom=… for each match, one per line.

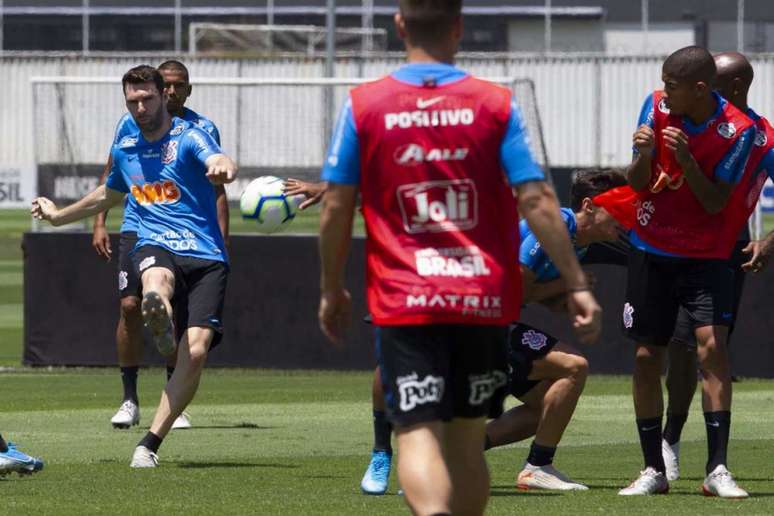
left=2, top=209, right=774, bottom=513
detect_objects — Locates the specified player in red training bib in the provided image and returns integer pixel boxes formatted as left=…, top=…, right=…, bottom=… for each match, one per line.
left=661, top=52, right=774, bottom=485
left=317, top=1, right=601, bottom=514
left=620, top=46, right=755, bottom=498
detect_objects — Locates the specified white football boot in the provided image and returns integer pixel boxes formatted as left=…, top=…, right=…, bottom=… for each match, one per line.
left=618, top=467, right=669, bottom=495
left=141, top=292, right=176, bottom=356
left=111, top=400, right=140, bottom=429
left=130, top=446, right=159, bottom=468
left=516, top=463, right=589, bottom=491
left=171, top=412, right=192, bottom=430
left=662, top=440, right=680, bottom=481
left=702, top=465, right=749, bottom=498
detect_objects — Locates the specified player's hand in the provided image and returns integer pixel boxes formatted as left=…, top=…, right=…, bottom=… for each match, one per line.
left=662, top=126, right=693, bottom=167
left=283, top=178, right=327, bottom=210
left=92, top=225, right=112, bottom=261
left=205, top=156, right=238, bottom=185
left=741, top=240, right=767, bottom=273
left=31, top=197, right=59, bottom=225
left=632, top=124, right=656, bottom=158
left=567, top=289, right=602, bottom=344
left=319, top=288, right=352, bottom=347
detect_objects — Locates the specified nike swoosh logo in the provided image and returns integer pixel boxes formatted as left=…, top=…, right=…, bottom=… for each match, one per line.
left=640, top=425, right=660, bottom=432
left=707, top=421, right=721, bottom=427
left=416, top=96, right=445, bottom=109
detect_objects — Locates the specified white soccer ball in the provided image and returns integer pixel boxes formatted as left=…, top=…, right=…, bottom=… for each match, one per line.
left=240, top=176, right=303, bottom=234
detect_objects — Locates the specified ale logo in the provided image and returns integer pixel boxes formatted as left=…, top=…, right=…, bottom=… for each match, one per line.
left=397, top=179, right=478, bottom=234
left=131, top=180, right=181, bottom=205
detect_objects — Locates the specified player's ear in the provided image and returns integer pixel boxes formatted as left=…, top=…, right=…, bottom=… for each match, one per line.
left=186, top=83, right=193, bottom=98
left=732, top=77, right=743, bottom=97
left=452, top=15, right=463, bottom=42
left=394, top=12, right=407, bottom=41
left=582, top=197, right=594, bottom=213
left=695, top=80, right=709, bottom=97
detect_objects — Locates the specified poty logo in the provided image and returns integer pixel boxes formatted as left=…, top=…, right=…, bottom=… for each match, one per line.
left=755, top=129, right=768, bottom=147
left=397, top=179, right=478, bottom=234
left=384, top=108, right=475, bottom=130
left=658, top=98, right=670, bottom=114
left=623, top=302, right=635, bottom=329
left=717, top=122, right=736, bottom=139
left=397, top=373, right=445, bottom=411
left=521, top=329, right=548, bottom=351
left=131, top=180, right=181, bottom=206
left=393, top=144, right=469, bottom=167
left=636, top=200, right=655, bottom=226
left=468, top=370, right=508, bottom=406
left=161, top=140, right=178, bottom=165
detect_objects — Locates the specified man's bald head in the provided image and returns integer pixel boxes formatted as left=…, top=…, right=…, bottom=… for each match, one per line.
left=714, top=51, right=754, bottom=111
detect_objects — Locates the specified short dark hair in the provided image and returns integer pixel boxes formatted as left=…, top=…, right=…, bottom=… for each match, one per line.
left=663, top=46, right=717, bottom=85
left=399, top=0, right=463, bottom=48
left=121, top=65, right=165, bottom=96
left=570, top=168, right=628, bottom=211
left=157, top=60, right=190, bottom=81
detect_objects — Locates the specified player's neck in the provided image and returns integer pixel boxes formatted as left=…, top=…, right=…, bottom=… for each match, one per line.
left=141, top=114, right=173, bottom=143
left=574, top=211, right=593, bottom=247
left=685, top=95, right=717, bottom=126
left=405, top=46, right=455, bottom=65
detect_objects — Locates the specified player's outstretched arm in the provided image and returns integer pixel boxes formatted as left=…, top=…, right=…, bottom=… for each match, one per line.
left=204, top=154, right=238, bottom=185
left=284, top=179, right=327, bottom=210
left=318, top=183, right=356, bottom=346
left=92, top=153, right=114, bottom=260
left=627, top=124, right=655, bottom=191
left=516, top=180, right=602, bottom=344
left=32, top=185, right=125, bottom=227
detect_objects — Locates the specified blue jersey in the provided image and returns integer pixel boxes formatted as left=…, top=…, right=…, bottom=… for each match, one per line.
left=630, top=92, right=755, bottom=257
left=321, top=62, right=545, bottom=186
left=519, top=207, right=586, bottom=282
left=106, top=117, right=228, bottom=263
left=112, top=107, right=221, bottom=233
left=747, top=108, right=774, bottom=181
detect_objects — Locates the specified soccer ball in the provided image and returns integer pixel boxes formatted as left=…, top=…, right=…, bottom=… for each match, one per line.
left=240, top=176, right=302, bottom=234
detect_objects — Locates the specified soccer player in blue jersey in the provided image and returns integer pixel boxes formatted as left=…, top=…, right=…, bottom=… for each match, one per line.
left=32, top=65, right=237, bottom=468
left=0, top=434, right=43, bottom=477
left=485, top=169, right=627, bottom=492
left=661, top=52, right=774, bottom=483
left=91, top=60, right=229, bottom=431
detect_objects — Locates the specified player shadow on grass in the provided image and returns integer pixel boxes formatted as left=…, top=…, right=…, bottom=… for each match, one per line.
left=141, top=423, right=274, bottom=430
left=489, top=486, right=560, bottom=497
left=176, top=462, right=300, bottom=469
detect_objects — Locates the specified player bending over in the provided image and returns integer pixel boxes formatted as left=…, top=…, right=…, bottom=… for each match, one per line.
left=0, top=433, right=43, bottom=477
left=485, top=169, right=628, bottom=491
left=32, top=65, right=237, bottom=468
left=93, top=60, right=229, bottom=431
left=661, top=51, right=774, bottom=482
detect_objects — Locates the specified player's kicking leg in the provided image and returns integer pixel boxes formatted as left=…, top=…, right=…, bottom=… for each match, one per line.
left=487, top=325, right=589, bottom=491
left=167, top=352, right=193, bottom=430
left=110, top=232, right=144, bottom=429
left=361, top=365, right=393, bottom=495
left=0, top=434, right=44, bottom=477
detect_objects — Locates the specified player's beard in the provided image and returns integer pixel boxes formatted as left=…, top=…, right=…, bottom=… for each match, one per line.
left=137, top=106, right=165, bottom=134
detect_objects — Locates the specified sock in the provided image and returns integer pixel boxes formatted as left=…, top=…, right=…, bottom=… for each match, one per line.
left=636, top=417, right=665, bottom=474
left=120, top=366, right=139, bottom=404
left=663, top=412, right=688, bottom=445
left=0, top=434, right=7, bottom=452
left=166, top=366, right=175, bottom=383
left=138, top=431, right=163, bottom=454
left=705, top=411, right=731, bottom=475
left=484, top=434, right=493, bottom=451
left=526, top=441, right=556, bottom=467
left=372, top=410, right=393, bottom=454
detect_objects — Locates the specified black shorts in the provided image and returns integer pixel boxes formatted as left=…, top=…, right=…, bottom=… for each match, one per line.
left=624, top=247, right=735, bottom=346
left=671, top=240, right=749, bottom=347
left=507, top=323, right=559, bottom=398
left=132, top=245, right=228, bottom=349
left=118, top=232, right=142, bottom=299
left=375, top=325, right=509, bottom=428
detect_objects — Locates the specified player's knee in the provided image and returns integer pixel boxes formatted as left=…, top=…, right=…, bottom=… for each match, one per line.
left=566, top=355, right=589, bottom=382
left=187, top=342, right=209, bottom=367
left=120, top=296, right=141, bottom=319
